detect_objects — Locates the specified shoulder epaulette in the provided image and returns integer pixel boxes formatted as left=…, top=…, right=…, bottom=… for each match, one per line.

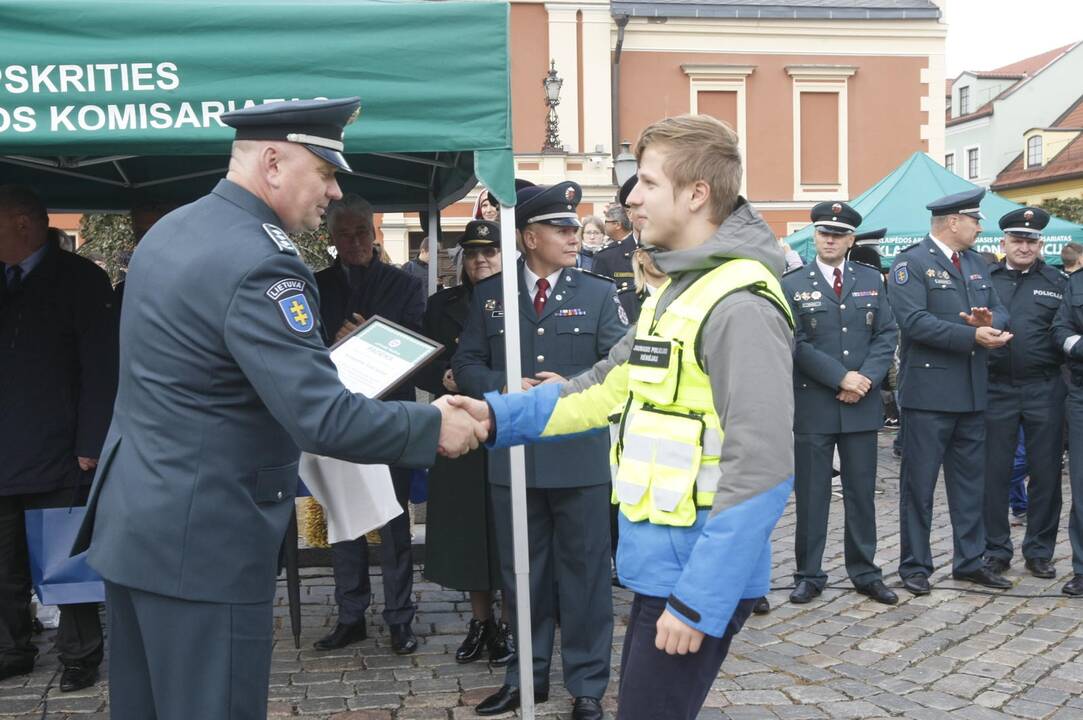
left=782, top=264, right=805, bottom=276
left=473, top=271, right=504, bottom=289
left=899, top=243, right=920, bottom=254
left=575, top=267, right=617, bottom=284
left=851, top=260, right=883, bottom=272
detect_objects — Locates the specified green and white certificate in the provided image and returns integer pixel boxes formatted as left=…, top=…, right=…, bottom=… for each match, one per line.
left=329, top=316, right=443, bottom=399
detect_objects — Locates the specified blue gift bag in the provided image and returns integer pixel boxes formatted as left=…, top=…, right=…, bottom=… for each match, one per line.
left=409, top=468, right=428, bottom=504
left=24, top=506, right=105, bottom=606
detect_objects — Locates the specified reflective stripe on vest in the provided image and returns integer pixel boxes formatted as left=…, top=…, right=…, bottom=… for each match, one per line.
left=612, top=258, right=792, bottom=527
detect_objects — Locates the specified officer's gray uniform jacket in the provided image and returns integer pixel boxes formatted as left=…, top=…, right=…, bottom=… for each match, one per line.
left=453, top=261, right=627, bottom=488
left=75, top=179, right=441, bottom=604
left=784, top=260, right=897, bottom=434
left=988, top=259, right=1066, bottom=382
left=888, top=237, right=1007, bottom=412
left=1054, top=270, right=1083, bottom=384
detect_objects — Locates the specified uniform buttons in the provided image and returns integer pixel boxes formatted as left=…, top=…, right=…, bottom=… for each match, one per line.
left=843, top=350, right=850, bottom=356
left=840, top=304, right=846, bottom=310
left=537, top=328, right=545, bottom=336
left=842, top=327, right=848, bottom=333
left=971, top=351, right=975, bottom=356
left=801, top=383, right=808, bottom=388
left=536, top=355, right=545, bottom=363
left=573, top=327, right=580, bottom=333
left=555, top=294, right=563, bottom=301
left=276, top=491, right=284, bottom=500
left=924, top=363, right=930, bottom=367
left=499, top=329, right=504, bottom=334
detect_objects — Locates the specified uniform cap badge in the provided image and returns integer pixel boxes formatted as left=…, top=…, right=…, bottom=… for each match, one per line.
left=477, top=225, right=489, bottom=237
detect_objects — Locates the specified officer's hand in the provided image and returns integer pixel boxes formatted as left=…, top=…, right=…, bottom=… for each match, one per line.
left=535, top=371, right=566, bottom=386
left=520, top=377, right=541, bottom=392
left=446, top=395, right=493, bottom=426
left=839, top=371, right=871, bottom=396
left=960, top=307, right=993, bottom=328
left=77, top=457, right=98, bottom=472
left=836, top=390, right=862, bottom=404
left=442, top=369, right=459, bottom=393
left=655, top=609, right=704, bottom=655
left=433, top=395, right=488, bottom=458
left=334, top=313, right=365, bottom=342
left=975, top=326, right=1013, bottom=349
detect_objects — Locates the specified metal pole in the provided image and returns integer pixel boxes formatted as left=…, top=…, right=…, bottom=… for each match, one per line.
left=427, top=198, right=439, bottom=296
left=498, top=203, right=534, bottom=719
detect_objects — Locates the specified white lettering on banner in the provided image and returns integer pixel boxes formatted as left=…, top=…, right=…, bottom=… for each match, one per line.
left=0, top=62, right=183, bottom=95
left=0, top=106, right=35, bottom=133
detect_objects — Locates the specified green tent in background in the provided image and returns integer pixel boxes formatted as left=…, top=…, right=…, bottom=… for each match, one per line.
left=0, top=0, right=516, bottom=209
left=785, top=152, right=1083, bottom=268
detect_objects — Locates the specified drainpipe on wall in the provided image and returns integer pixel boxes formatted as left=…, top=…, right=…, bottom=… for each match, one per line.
left=611, top=14, right=629, bottom=185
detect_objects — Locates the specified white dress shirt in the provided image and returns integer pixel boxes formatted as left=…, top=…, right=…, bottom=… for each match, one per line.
left=523, top=263, right=563, bottom=301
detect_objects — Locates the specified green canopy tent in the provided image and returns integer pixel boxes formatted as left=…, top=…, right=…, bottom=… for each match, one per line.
left=0, top=2, right=542, bottom=712
left=785, top=152, right=1083, bottom=268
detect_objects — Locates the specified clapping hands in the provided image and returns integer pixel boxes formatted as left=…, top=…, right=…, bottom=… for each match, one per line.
left=433, top=395, right=492, bottom=458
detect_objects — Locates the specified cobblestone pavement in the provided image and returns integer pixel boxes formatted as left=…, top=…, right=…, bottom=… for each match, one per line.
left=3, top=429, right=1083, bottom=719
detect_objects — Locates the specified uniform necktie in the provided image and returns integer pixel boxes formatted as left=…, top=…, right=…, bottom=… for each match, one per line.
left=951, top=251, right=961, bottom=274
left=533, top=278, right=549, bottom=316
left=5, top=265, right=22, bottom=295
left=833, top=267, right=842, bottom=299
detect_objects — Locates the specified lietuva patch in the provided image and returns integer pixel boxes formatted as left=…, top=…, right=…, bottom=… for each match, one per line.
left=263, top=223, right=299, bottom=255
left=266, top=278, right=315, bottom=335
left=893, top=263, right=909, bottom=285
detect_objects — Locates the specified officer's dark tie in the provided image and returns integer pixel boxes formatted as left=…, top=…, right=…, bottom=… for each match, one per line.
left=833, top=267, right=842, bottom=299
left=533, top=278, right=549, bottom=316
left=5, top=265, right=22, bottom=296
left=951, top=251, right=962, bottom=274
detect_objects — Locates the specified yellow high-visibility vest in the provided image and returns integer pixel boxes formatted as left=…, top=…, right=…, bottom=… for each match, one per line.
left=612, top=258, right=793, bottom=527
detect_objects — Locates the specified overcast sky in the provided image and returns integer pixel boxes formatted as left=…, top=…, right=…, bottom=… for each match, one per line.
left=944, top=0, right=1083, bottom=78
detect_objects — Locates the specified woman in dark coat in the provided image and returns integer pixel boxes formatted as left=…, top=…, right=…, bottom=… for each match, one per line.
left=417, top=220, right=512, bottom=665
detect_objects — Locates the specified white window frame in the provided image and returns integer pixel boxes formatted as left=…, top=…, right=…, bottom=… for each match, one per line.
left=1026, top=135, right=1043, bottom=168
left=965, top=145, right=980, bottom=180
left=787, top=65, right=856, bottom=201
left=683, top=64, right=754, bottom=196
left=945, top=152, right=955, bottom=174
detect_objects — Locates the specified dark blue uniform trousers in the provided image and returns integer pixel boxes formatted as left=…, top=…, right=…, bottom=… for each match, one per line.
left=617, top=594, right=756, bottom=720
left=984, top=377, right=1066, bottom=565
left=490, top=483, right=612, bottom=699
left=330, top=467, right=415, bottom=626
left=105, top=581, right=273, bottom=720
left=794, top=431, right=882, bottom=589
left=899, top=408, right=987, bottom=578
left=1067, top=382, right=1083, bottom=575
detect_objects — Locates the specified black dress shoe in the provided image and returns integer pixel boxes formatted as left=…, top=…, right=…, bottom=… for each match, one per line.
left=389, top=622, right=418, bottom=655
left=1025, top=557, right=1056, bottom=579
left=855, top=580, right=898, bottom=605
left=788, top=580, right=821, bottom=604
left=1063, top=574, right=1083, bottom=596
left=475, top=684, right=549, bottom=716
left=0, top=661, right=34, bottom=683
left=752, top=596, right=770, bottom=615
left=488, top=621, right=515, bottom=667
left=984, top=557, right=1010, bottom=575
left=572, top=696, right=603, bottom=720
left=953, top=567, right=1012, bottom=589
left=901, top=574, right=931, bottom=595
left=59, top=664, right=98, bottom=692
left=313, top=621, right=367, bottom=651
left=456, top=618, right=494, bottom=664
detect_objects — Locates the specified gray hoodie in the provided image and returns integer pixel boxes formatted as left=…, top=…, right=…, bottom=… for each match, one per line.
left=563, top=199, right=794, bottom=516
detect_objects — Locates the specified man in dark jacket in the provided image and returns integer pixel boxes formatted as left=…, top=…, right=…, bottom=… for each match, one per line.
left=313, top=193, right=427, bottom=655
left=0, top=185, right=117, bottom=690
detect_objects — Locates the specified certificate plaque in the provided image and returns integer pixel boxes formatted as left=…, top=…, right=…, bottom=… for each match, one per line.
left=329, top=315, right=443, bottom=399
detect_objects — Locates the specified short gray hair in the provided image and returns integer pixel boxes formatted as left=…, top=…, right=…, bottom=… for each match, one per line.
left=326, top=193, right=374, bottom=233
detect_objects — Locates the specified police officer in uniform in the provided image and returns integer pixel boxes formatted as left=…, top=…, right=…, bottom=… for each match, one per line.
left=983, top=207, right=1067, bottom=580
left=887, top=188, right=1013, bottom=595
left=454, top=182, right=628, bottom=720
left=783, top=202, right=898, bottom=605
left=593, top=175, right=639, bottom=301
left=74, top=98, right=487, bottom=719
left=1052, top=238, right=1083, bottom=596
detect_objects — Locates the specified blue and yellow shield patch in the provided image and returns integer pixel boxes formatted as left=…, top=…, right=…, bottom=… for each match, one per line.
left=279, top=293, right=314, bottom=334
left=893, top=263, right=909, bottom=285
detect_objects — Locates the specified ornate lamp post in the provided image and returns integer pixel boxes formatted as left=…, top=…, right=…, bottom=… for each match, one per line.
left=542, top=60, right=564, bottom=153
left=614, top=140, right=637, bottom=186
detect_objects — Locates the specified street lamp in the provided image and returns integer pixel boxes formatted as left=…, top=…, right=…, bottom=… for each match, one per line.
left=614, top=141, right=637, bottom=186
left=542, top=60, right=563, bottom=153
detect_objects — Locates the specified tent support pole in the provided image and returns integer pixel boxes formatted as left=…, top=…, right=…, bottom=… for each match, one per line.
left=498, top=203, right=534, bottom=720
left=427, top=198, right=439, bottom=296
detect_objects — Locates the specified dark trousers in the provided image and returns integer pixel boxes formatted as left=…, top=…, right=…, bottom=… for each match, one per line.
left=330, top=467, right=415, bottom=626
left=899, top=408, right=987, bottom=578
left=794, top=431, right=882, bottom=589
left=1067, top=382, right=1083, bottom=575
left=617, top=594, right=755, bottom=720
left=0, top=486, right=102, bottom=670
left=105, top=581, right=273, bottom=720
left=491, top=483, right=612, bottom=699
left=984, top=377, right=1065, bottom=564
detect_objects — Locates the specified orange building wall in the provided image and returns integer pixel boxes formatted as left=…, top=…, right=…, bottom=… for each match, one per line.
left=510, top=3, right=550, bottom=154
left=618, top=52, right=928, bottom=201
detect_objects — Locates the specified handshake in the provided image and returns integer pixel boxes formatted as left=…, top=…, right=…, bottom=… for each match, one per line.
left=433, top=395, right=493, bottom=458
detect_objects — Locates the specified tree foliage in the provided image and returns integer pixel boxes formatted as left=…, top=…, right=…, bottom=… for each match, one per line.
left=77, top=212, right=335, bottom=284
left=1040, top=197, right=1083, bottom=225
